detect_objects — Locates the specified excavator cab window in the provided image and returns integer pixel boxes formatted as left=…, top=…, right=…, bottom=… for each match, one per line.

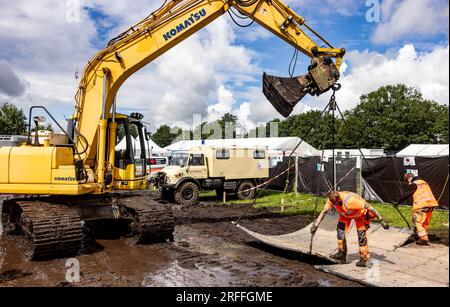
left=114, top=119, right=147, bottom=177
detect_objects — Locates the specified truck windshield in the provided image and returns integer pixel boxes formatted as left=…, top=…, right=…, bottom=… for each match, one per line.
left=169, top=153, right=189, bottom=167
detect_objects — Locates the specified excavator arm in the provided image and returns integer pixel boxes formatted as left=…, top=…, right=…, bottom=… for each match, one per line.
left=72, top=0, right=345, bottom=186
left=232, top=0, right=345, bottom=116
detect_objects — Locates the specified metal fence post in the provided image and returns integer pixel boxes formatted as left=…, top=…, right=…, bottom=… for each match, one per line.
left=294, top=155, right=299, bottom=193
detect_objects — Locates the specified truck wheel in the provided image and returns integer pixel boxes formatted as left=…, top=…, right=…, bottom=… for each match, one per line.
left=237, top=181, right=256, bottom=200
left=175, top=182, right=200, bottom=206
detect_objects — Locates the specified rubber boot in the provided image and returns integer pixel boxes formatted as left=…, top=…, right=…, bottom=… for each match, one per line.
left=416, top=239, right=430, bottom=246
left=356, top=259, right=367, bottom=267
left=330, top=251, right=346, bottom=263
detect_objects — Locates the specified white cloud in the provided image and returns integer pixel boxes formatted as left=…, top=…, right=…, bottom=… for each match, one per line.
left=116, top=16, right=260, bottom=129
left=207, top=85, right=235, bottom=122
left=0, top=0, right=100, bottom=118
left=0, top=0, right=260, bottom=131
left=372, top=0, right=449, bottom=44
left=0, top=1, right=97, bottom=72
left=326, top=44, right=449, bottom=111
left=138, top=42, right=450, bottom=131
left=1, top=1, right=448, bottom=136
left=0, top=60, right=27, bottom=97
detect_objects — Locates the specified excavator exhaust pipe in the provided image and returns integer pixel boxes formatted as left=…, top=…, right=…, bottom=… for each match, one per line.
left=263, top=57, right=341, bottom=117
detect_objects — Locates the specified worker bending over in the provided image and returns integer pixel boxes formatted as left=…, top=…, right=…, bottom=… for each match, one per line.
left=395, top=173, right=439, bottom=246
left=311, top=191, right=389, bottom=267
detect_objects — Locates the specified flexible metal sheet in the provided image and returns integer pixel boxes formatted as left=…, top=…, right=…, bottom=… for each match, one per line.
left=236, top=211, right=412, bottom=263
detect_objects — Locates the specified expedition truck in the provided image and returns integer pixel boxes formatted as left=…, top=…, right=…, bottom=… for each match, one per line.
left=156, top=146, right=269, bottom=205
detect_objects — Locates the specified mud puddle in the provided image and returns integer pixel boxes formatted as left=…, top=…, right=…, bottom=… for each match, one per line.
left=0, top=202, right=359, bottom=287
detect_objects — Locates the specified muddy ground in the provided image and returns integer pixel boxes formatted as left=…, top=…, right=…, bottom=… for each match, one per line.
left=0, top=201, right=360, bottom=287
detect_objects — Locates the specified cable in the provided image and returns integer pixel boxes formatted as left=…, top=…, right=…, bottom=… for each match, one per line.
left=288, top=47, right=299, bottom=78
left=142, top=0, right=169, bottom=21
left=309, top=137, right=327, bottom=254
left=108, top=0, right=169, bottom=46
left=74, top=126, right=89, bottom=156
left=236, top=0, right=259, bottom=7
left=228, top=0, right=261, bottom=28
left=233, top=94, right=335, bottom=225
left=229, top=7, right=251, bottom=19
left=283, top=157, right=292, bottom=193
left=437, top=174, right=449, bottom=202
left=334, top=103, right=412, bottom=229
left=309, top=195, right=318, bottom=254
left=227, top=9, right=255, bottom=27
left=392, top=156, right=405, bottom=195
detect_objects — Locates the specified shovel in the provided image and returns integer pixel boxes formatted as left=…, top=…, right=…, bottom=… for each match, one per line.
left=263, top=56, right=340, bottom=117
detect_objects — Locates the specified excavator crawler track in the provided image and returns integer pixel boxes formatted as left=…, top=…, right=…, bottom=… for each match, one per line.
left=119, top=196, right=175, bottom=244
left=2, top=200, right=83, bottom=260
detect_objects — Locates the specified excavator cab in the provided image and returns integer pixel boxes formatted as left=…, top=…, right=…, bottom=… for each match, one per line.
left=263, top=55, right=341, bottom=118
left=65, top=112, right=150, bottom=191
left=109, top=113, right=149, bottom=191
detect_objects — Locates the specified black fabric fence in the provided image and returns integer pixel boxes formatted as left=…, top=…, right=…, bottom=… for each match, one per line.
left=267, top=157, right=296, bottom=192
left=362, top=156, right=449, bottom=209
left=266, top=155, right=448, bottom=210
left=267, top=156, right=357, bottom=195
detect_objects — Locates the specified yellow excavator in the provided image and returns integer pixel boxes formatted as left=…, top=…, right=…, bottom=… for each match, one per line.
left=0, top=0, right=345, bottom=259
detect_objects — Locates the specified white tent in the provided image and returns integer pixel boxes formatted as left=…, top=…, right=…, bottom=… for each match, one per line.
left=164, top=137, right=320, bottom=157
left=147, top=139, right=168, bottom=156
left=396, top=144, right=449, bottom=157
left=116, top=137, right=168, bottom=157
left=116, top=136, right=140, bottom=158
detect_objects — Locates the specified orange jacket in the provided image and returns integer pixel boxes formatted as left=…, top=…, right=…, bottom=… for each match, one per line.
left=412, top=179, right=439, bottom=210
left=325, top=191, right=368, bottom=219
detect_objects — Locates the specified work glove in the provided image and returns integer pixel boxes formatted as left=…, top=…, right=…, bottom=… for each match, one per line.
left=310, top=224, right=318, bottom=234
left=381, top=220, right=390, bottom=230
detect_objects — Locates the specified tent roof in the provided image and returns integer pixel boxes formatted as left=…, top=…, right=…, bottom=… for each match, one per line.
left=148, top=139, right=167, bottom=153
left=396, top=144, right=449, bottom=157
left=117, top=137, right=168, bottom=154
left=164, top=137, right=320, bottom=157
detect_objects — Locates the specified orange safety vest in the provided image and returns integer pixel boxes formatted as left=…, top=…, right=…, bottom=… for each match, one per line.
left=412, top=179, right=439, bottom=210
left=333, top=192, right=367, bottom=219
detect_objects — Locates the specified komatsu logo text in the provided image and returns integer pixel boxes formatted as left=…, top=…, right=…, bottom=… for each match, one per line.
left=54, top=177, right=77, bottom=182
left=163, top=9, right=207, bottom=42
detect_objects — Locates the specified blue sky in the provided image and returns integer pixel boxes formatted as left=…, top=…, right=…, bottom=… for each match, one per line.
left=0, top=0, right=448, bottom=131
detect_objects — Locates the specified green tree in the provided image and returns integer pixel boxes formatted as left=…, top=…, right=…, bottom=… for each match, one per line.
left=277, top=111, right=344, bottom=149
left=149, top=84, right=449, bottom=151
left=431, top=104, right=449, bottom=143
left=195, top=113, right=241, bottom=139
left=217, top=112, right=239, bottom=138
left=340, top=84, right=449, bottom=151
left=192, top=121, right=214, bottom=140
left=0, top=102, right=27, bottom=135
left=152, top=124, right=182, bottom=147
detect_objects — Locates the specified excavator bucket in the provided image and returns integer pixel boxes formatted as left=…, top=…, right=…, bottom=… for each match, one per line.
left=263, top=57, right=340, bottom=117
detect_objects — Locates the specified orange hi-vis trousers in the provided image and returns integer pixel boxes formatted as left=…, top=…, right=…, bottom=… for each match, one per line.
left=337, top=212, right=375, bottom=261
left=413, top=207, right=434, bottom=241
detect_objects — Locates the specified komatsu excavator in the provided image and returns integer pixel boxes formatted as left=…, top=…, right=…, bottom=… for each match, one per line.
left=0, top=0, right=345, bottom=259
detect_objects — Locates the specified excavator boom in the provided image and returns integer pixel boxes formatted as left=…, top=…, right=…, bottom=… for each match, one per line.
left=73, top=0, right=345, bottom=174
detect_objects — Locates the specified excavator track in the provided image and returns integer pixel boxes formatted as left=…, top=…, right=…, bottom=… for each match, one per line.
left=2, top=200, right=83, bottom=260
left=1, top=195, right=174, bottom=260
left=118, top=196, right=175, bottom=244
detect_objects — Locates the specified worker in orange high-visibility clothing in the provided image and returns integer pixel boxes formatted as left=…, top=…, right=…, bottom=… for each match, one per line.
left=395, top=173, right=439, bottom=245
left=311, top=191, right=389, bottom=267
